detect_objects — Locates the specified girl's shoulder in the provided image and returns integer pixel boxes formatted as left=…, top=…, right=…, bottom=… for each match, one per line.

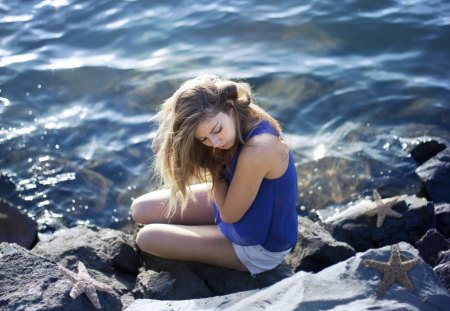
left=241, top=133, right=287, bottom=162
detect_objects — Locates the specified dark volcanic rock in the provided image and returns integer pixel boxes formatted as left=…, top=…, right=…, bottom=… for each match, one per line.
left=138, top=252, right=293, bottom=299
left=323, top=195, right=435, bottom=252
left=416, top=148, right=450, bottom=204
left=125, top=243, right=450, bottom=311
left=133, top=268, right=212, bottom=300
left=435, top=203, right=450, bottom=238
left=0, top=199, right=37, bottom=249
left=434, top=250, right=450, bottom=294
left=415, top=229, right=449, bottom=266
left=285, top=217, right=355, bottom=273
left=410, top=139, right=446, bottom=165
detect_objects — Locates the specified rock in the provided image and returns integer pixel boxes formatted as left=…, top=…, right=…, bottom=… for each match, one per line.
left=0, top=172, right=16, bottom=198
left=410, top=139, right=446, bottom=165
left=0, top=243, right=122, bottom=310
left=416, top=148, right=450, bottom=204
left=32, top=225, right=141, bottom=307
left=415, top=229, right=449, bottom=266
left=133, top=268, right=212, bottom=300
left=124, top=243, right=450, bottom=311
left=33, top=225, right=140, bottom=273
left=296, top=157, right=372, bottom=210
left=0, top=199, right=38, bottom=249
left=323, top=195, right=434, bottom=252
left=434, top=250, right=450, bottom=294
left=285, top=217, right=355, bottom=273
left=435, top=203, right=450, bottom=238
left=138, top=251, right=293, bottom=299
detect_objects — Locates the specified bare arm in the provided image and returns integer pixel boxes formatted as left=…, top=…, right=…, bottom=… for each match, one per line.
left=213, top=135, right=282, bottom=223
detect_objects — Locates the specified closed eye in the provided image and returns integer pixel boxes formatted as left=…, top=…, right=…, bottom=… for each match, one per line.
left=213, top=127, right=222, bottom=134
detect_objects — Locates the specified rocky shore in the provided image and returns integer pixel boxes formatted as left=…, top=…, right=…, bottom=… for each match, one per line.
left=1, top=138, right=449, bottom=310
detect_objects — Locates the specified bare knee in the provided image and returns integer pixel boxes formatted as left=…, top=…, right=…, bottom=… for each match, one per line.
left=130, top=198, right=145, bottom=223
left=135, top=225, right=166, bottom=256
left=130, top=197, right=164, bottom=224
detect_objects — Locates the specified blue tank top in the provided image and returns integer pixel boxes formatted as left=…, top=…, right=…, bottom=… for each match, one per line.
left=213, top=120, right=298, bottom=252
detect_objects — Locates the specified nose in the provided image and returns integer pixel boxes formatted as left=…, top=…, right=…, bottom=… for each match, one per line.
left=209, top=135, right=221, bottom=148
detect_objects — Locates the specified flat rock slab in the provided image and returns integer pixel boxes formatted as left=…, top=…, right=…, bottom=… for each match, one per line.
left=125, top=242, right=450, bottom=311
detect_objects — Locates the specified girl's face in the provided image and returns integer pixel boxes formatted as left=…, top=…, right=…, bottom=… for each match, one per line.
left=194, top=110, right=236, bottom=150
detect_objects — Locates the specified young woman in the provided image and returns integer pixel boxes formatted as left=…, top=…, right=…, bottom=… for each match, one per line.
left=131, top=75, right=298, bottom=276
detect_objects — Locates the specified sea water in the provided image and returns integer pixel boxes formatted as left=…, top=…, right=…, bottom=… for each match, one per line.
left=0, top=0, right=449, bottom=232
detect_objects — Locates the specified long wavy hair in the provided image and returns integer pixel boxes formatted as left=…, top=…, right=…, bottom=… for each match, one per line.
left=153, top=75, right=283, bottom=216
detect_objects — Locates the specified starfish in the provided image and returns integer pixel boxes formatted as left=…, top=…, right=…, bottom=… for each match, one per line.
left=373, top=190, right=402, bottom=228
left=58, top=261, right=115, bottom=309
left=363, top=244, right=421, bottom=298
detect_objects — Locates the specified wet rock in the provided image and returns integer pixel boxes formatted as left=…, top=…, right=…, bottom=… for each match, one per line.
left=415, top=229, right=449, bottom=266
left=0, top=243, right=122, bottom=311
left=125, top=243, right=450, bottom=311
left=0, top=199, right=37, bottom=249
left=410, top=138, right=446, bottom=165
left=434, top=250, right=450, bottom=294
left=435, top=203, right=450, bottom=238
left=416, top=148, right=450, bottom=204
left=0, top=172, right=16, bottom=198
left=323, top=195, right=435, bottom=252
left=285, top=217, right=355, bottom=273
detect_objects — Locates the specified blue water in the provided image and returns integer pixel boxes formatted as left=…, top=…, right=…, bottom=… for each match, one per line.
left=1, top=0, right=449, bottom=233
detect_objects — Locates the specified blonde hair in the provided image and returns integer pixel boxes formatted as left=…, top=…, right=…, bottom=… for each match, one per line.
left=153, top=75, right=283, bottom=216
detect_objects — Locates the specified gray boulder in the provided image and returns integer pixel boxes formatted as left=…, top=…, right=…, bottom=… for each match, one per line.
left=124, top=242, right=450, bottom=311
left=324, top=195, right=435, bottom=252
left=0, top=243, right=122, bottom=311
left=32, top=225, right=141, bottom=307
left=32, top=225, right=140, bottom=273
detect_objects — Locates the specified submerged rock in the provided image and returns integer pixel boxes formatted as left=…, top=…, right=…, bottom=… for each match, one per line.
left=0, top=199, right=37, bottom=249
left=410, top=138, right=446, bottom=165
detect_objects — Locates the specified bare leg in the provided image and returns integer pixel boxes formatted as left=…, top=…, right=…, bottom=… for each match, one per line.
left=131, top=183, right=214, bottom=225
left=136, top=224, right=247, bottom=271
left=131, top=183, right=248, bottom=271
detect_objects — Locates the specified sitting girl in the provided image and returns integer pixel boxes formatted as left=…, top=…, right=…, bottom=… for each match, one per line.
left=131, top=75, right=298, bottom=276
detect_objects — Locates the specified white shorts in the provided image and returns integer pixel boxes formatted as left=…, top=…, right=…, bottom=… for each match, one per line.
left=232, top=243, right=291, bottom=276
